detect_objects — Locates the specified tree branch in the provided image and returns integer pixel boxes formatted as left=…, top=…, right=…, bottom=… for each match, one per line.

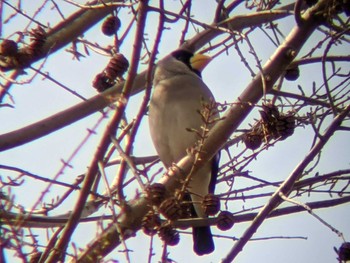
left=0, top=10, right=292, bottom=151
left=221, top=106, right=350, bottom=262
left=75, top=1, right=325, bottom=261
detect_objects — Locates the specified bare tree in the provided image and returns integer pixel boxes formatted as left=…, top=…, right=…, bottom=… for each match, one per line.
left=1, top=0, right=349, bottom=262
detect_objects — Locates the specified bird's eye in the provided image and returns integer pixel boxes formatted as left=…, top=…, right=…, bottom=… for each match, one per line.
left=171, top=50, right=193, bottom=67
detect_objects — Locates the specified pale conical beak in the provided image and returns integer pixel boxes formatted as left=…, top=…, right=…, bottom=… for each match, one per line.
left=190, top=54, right=212, bottom=73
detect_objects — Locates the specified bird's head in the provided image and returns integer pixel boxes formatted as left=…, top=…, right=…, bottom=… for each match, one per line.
left=154, top=50, right=212, bottom=83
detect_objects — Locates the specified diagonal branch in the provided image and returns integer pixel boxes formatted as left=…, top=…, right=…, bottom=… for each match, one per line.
left=0, top=10, right=292, bottom=151
left=75, top=2, right=329, bottom=261
left=222, top=103, right=350, bottom=262
left=44, top=1, right=150, bottom=262
left=0, top=0, right=123, bottom=72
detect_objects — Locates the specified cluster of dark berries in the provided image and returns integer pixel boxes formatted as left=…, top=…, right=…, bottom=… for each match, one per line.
left=244, top=103, right=296, bottom=150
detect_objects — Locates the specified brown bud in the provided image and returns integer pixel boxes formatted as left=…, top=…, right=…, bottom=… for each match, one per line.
left=28, top=26, right=47, bottom=57
left=102, top=16, right=121, bottom=36
left=158, top=223, right=180, bottom=246
left=159, top=197, right=182, bottom=221
left=276, top=113, right=296, bottom=140
left=285, top=66, right=300, bottom=81
left=145, top=183, right=167, bottom=206
left=261, top=103, right=280, bottom=119
left=260, top=103, right=282, bottom=140
left=0, top=40, right=18, bottom=56
left=286, top=48, right=297, bottom=59
left=217, top=211, right=234, bottom=231
left=92, top=72, right=114, bottom=92
left=202, top=194, right=220, bottom=216
left=141, top=211, right=161, bottom=236
left=243, top=131, right=263, bottom=150
left=105, top=53, right=129, bottom=80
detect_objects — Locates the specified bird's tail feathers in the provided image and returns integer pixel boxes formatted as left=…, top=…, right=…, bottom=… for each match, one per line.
left=193, top=226, right=214, bottom=255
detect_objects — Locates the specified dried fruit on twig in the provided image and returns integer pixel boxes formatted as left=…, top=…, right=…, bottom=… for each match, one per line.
left=145, top=183, right=167, bottom=206
left=285, top=66, right=300, bottom=81
left=158, top=223, right=180, bottom=246
left=159, top=197, right=182, bottom=221
left=102, top=16, right=121, bottom=36
left=275, top=113, right=296, bottom=140
left=243, top=103, right=296, bottom=149
left=217, top=211, right=234, bottom=231
left=0, top=40, right=18, bottom=56
left=92, top=53, right=129, bottom=92
left=105, top=53, right=129, bottom=80
left=141, top=211, right=161, bottom=236
left=243, top=131, right=263, bottom=150
left=202, top=194, right=220, bottom=216
left=260, top=103, right=296, bottom=141
left=27, top=26, right=47, bottom=57
left=92, top=72, right=114, bottom=92
left=337, top=242, right=350, bottom=261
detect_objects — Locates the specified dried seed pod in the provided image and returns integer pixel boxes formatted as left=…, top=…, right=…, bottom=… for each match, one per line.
left=338, top=242, right=350, bottom=261
left=105, top=53, right=129, bottom=80
left=158, top=223, right=180, bottom=246
left=145, top=183, right=167, bottom=206
left=0, top=39, right=18, bottom=56
left=28, top=26, right=47, bottom=57
left=216, top=211, right=234, bottom=231
left=92, top=72, right=114, bottom=92
left=202, top=194, right=220, bottom=216
left=30, top=26, right=46, bottom=41
left=141, top=210, right=161, bottom=236
left=260, top=103, right=283, bottom=140
left=261, top=103, right=280, bottom=119
left=243, top=131, right=263, bottom=150
left=276, top=113, right=296, bottom=140
left=159, top=197, right=182, bottom=221
left=102, top=16, right=121, bottom=36
left=285, top=66, right=300, bottom=81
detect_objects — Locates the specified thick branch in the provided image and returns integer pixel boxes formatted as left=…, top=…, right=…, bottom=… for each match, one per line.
left=0, top=0, right=119, bottom=71
left=2, top=195, right=350, bottom=228
left=0, top=10, right=291, bottom=151
left=76, top=2, right=323, bottom=262
left=222, top=106, right=350, bottom=262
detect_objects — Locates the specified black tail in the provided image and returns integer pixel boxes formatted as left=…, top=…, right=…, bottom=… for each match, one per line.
left=193, top=226, right=214, bottom=255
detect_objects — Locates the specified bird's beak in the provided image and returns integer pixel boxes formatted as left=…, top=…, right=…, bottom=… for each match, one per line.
left=190, top=54, right=212, bottom=73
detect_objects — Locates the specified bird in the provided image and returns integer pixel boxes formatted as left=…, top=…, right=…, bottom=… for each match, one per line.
left=148, top=49, right=219, bottom=255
